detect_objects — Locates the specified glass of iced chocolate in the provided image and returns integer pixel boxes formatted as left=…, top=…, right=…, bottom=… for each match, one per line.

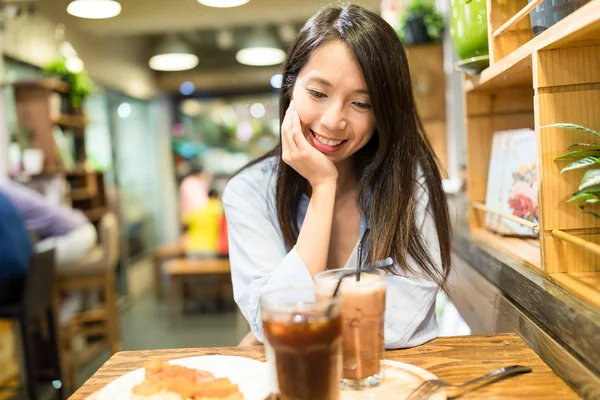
left=260, top=287, right=343, bottom=400
left=314, top=269, right=387, bottom=390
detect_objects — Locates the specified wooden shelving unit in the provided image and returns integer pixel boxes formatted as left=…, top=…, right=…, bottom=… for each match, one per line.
left=52, top=114, right=89, bottom=130
left=13, top=79, right=108, bottom=224
left=463, top=0, right=600, bottom=309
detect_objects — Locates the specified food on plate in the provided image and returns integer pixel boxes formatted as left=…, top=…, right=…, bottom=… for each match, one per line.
left=131, top=360, right=243, bottom=400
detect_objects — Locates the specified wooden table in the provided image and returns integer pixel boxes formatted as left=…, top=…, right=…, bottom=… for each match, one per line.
left=164, top=258, right=231, bottom=316
left=71, top=333, right=578, bottom=399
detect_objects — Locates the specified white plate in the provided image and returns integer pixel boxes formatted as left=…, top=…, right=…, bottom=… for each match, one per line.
left=341, top=360, right=446, bottom=400
left=94, top=355, right=270, bottom=400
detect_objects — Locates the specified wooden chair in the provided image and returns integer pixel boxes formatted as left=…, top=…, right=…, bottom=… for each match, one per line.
left=0, top=249, right=64, bottom=400
left=152, top=242, right=185, bottom=299
left=52, top=212, right=119, bottom=393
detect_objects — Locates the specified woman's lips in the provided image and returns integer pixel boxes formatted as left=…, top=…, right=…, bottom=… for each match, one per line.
left=308, top=129, right=347, bottom=153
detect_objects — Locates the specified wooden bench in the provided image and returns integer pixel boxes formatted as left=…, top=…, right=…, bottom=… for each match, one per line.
left=163, top=257, right=231, bottom=316
left=152, top=243, right=185, bottom=298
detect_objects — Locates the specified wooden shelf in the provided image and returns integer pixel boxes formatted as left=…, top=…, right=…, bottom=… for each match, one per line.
left=548, top=272, right=600, bottom=309
left=471, top=228, right=542, bottom=272
left=52, top=114, right=88, bottom=130
left=464, top=1, right=600, bottom=92
left=84, top=207, right=106, bottom=222
left=9, top=78, right=70, bottom=93
left=73, top=309, right=106, bottom=324
left=70, top=187, right=96, bottom=201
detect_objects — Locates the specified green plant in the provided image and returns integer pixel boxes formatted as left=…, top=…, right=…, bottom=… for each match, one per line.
left=70, top=70, right=94, bottom=109
left=544, top=123, right=600, bottom=218
left=397, top=0, right=444, bottom=43
left=43, top=56, right=94, bottom=109
left=43, top=57, right=70, bottom=79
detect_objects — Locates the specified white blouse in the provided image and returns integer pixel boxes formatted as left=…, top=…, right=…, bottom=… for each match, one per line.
left=222, top=157, right=442, bottom=349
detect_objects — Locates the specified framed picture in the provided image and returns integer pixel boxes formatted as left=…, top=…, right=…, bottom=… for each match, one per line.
left=484, top=129, right=539, bottom=237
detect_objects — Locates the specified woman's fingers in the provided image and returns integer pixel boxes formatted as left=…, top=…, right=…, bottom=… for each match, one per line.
left=291, top=103, right=310, bottom=151
left=281, top=101, right=298, bottom=164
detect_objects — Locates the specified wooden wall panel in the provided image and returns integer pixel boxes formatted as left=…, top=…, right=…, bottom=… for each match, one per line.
left=406, top=44, right=448, bottom=173
left=423, top=120, right=447, bottom=177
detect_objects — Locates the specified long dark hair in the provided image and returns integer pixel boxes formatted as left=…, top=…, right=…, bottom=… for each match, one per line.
left=242, top=4, right=451, bottom=289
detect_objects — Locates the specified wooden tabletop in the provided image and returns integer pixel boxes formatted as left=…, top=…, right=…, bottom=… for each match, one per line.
left=164, top=258, right=231, bottom=275
left=71, top=333, right=578, bottom=400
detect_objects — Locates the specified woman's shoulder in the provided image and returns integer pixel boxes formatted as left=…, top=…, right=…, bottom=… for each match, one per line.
left=223, top=156, right=278, bottom=205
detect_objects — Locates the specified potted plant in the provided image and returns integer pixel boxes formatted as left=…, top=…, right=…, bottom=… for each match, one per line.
left=397, top=0, right=444, bottom=45
left=43, top=56, right=94, bottom=114
left=70, top=71, right=94, bottom=114
left=543, top=123, right=600, bottom=218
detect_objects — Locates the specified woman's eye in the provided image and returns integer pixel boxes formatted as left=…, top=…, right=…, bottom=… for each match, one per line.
left=353, top=102, right=372, bottom=110
left=307, top=89, right=326, bottom=99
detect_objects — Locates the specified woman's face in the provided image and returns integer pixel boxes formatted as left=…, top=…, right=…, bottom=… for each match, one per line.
left=291, top=40, right=377, bottom=165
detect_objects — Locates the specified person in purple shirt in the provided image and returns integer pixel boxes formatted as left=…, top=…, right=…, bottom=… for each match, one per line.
left=0, top=177, right=97, bottom=269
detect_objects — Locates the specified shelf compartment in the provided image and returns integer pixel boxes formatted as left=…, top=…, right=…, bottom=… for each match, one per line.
left=492, top=0, right=544, bottom=39
left=465, top=1, right=600, bottom=92
left=471, top=228, right=542, bottom=271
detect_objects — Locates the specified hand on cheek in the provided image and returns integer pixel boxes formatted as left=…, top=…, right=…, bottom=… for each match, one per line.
left=281, top=101, right=338, bottom=189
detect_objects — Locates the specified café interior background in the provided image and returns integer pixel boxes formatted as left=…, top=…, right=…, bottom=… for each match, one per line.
left=0, top=0, right=471, bottom=392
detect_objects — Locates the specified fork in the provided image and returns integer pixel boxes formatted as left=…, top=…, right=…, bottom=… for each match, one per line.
left=406, top=365, right=532, bottom=399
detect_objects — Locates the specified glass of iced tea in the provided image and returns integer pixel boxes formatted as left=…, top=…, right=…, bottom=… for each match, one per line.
left=260, top=287, right=343, bottom=400
left=314, top=269, right=386, bottom=389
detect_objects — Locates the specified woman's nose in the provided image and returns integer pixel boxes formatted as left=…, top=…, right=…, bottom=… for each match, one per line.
left=320, top=103, right=347, bottom=131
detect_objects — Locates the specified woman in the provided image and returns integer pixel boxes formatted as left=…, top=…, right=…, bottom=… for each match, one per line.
left=223, top=4, right=451, bottom=349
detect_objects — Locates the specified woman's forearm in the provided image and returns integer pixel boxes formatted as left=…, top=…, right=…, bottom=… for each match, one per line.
left=295, top=182, right=337, bottom=276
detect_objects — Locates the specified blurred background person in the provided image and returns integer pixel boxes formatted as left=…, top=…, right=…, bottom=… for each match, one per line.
left=179, top=164, right=212, bottom=221
left=0, top=177, right=97, bottom=268
left=182, top=188, right=225, bottom=257
left=0, top=191, right=33, bottom=305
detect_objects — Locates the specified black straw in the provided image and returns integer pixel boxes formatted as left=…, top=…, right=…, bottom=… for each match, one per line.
left=326, top=257, right=393, bottom=317
left=356, top=228, right=371, bottom=282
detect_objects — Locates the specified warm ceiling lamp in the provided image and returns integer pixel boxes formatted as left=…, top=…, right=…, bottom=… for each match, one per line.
left=149, top=36, right=199, bottom=72
left=67, top=0, right=121, bottom=19
left=236, top=29, right=285, bottom=67
left=197, top=0, right=249, bottom=8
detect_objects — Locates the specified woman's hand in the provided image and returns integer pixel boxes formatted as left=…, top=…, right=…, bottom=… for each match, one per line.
left=238, top=331, right=261, bottom=346
left=281, top=101, right=338, bottom=189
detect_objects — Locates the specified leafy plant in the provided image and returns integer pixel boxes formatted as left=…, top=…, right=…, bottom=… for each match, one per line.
left=397, top=0, right=444, bottom=43
left=70, top=71, right=94, bottom=109
left=43, top=57, right=70, bottom=80
left=544, top=123, right=600, bottom=218
left=43, top=56, right=94, bottom=109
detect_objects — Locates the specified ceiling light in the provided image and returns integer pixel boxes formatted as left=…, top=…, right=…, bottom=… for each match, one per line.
left=197, top=0, right=249, bottom=8
left=149, top=36, right=199, bottom=72
left=236, top=48, right=286, bottom=66
left=67, top=0, right=121, bottom=19
left=236, top=28, right=285, bottom=66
